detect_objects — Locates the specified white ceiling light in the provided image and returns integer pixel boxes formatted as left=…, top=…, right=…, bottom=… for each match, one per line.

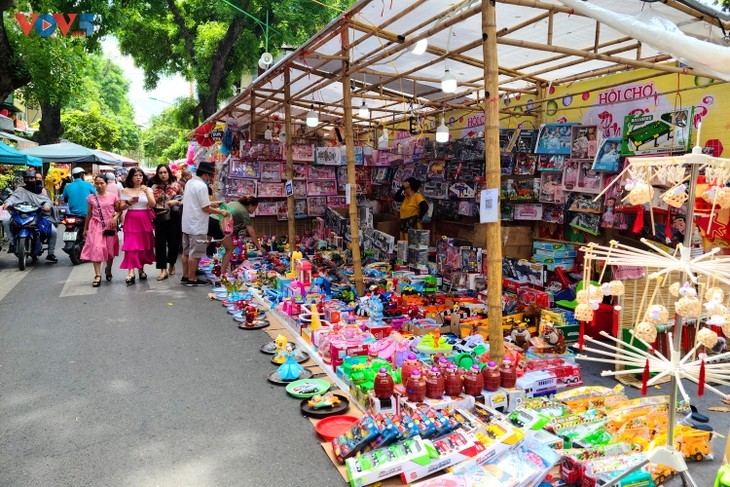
left=436, top=117, right=449, bottom=143
left=358, top=100, right=370, bottom=118
left=412, top=38, right=428, bottom=55
left=441, top=69, right=457, bottom=93
left=306, top=105, right=318, bottom=127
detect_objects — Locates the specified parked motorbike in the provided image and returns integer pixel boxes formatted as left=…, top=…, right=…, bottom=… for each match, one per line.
left=9, top=203, right=49, bottom=270
left=60, top=211, right=85, bottom=265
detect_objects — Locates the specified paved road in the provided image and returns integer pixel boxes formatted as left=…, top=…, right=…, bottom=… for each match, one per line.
left=0, top=252, right=727, bottom=486
left=0, top=255, right=343, bottom=487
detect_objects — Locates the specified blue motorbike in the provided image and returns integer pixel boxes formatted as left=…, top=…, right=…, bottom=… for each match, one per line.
left=9, top=203, right=50, bottom=270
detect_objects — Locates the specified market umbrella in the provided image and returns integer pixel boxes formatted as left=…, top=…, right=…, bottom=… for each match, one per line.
left=21, top=142, right=122, bottom=165
left=0, top=140, right=42, bottom=167
left=95, top=149, right=138, bottom=167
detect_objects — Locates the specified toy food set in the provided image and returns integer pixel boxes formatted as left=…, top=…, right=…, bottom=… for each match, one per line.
left=345, top=436, right=430, bottom=487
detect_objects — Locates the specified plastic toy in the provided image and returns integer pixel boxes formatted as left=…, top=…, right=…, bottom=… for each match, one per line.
left=277, top=345, right=305, bottom=380
left=345, top=436, right=429, bottom=487
left=405, top=370, right=426, bottom=403
left=272, top=334, right=288, bottom=364
left=425, top=367, right=445, bottom=400
left=332, top=414, right=381, bottom=463
left=307, top=392, right=341, bottom=409
left=462, top=365, right=484, bottom=396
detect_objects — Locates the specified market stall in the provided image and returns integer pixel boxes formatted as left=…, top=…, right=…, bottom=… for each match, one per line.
left=186, top=0, right=730, bottom=485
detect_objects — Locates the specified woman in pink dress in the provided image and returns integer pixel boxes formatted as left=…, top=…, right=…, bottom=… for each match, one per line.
left=119, top=167, right=156, bottom=285
left=81, top=174, right=122, bottom=287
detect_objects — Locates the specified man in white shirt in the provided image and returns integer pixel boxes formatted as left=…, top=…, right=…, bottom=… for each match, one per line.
left=105, top=172, right=122, bottom=198
left=181, top=162, right=229, bottom=286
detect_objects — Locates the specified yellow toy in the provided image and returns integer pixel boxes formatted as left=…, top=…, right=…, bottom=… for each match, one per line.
left=287, top=250, right=302, bottom=279
left=272, top=335, right=288, bottom=364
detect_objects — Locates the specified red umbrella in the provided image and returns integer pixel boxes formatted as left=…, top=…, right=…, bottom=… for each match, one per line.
left=195, top=123, right=216, bottom=147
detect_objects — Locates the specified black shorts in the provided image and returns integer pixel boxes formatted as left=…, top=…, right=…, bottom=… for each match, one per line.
left=207, top=217, right=225, bottom=240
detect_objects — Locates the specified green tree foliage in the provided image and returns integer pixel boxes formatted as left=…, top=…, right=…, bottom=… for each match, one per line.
left=116, top=0, right=355, bottom=121
left=65, top=53, right=140, bottom=152
left=141, top=98, right=195, bottom=163
left=61, top=108, right=121, bottom=149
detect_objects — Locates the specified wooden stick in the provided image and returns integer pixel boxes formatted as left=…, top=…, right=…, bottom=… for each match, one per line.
left=340, top=29, right=364, bottom=297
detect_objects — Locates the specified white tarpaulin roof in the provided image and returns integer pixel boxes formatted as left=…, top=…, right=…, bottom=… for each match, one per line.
left=202, top=0, right=730, bottom=133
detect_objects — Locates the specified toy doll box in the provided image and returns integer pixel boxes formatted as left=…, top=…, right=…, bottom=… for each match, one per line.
left=345, top=436, right=431, bottom=487
left=400, top=429, right=486, bottom=483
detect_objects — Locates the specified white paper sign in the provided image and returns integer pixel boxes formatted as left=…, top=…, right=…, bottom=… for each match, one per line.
left=345, top=183, right=352, bottom=203
left=480, top=188, right=499, bottom=223
left=285, top=180, right=293, bottom=197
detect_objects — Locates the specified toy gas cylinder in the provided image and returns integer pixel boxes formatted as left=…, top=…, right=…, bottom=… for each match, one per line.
left=463, top=365, right=484, bottom=396
left=373, top=368, right=394, bottom=400
left=482, top=361, right=501, bottom=392
left=500, top=358, right=517, bottom=388
left=406, top=370, right=426, bottom=403
left=425, top=367, right=445, bottom=399
left=400, top=353, right=421, bottom=384
left=444, top=364, right=462, bottom=396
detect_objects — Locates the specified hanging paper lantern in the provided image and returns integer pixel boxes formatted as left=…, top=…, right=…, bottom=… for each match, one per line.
left=574, top=303, right=594, bottom=322
left=576, top=290, right=590, bottom=304
left=600, top=282, right=612, bottom=296
left=644, top=304, right=669, bottom=325
left=634, top=321, right=658, bottom=343
left=704, top=287, right=725, bottom=303
left=675, top=296, right=702, bottom=317
left=668, top=282, right=681, bottom=297
left=662, top=184, right=688, bottom=208
left=588, top=285, right=603, bottom=301
left=696, top=328, right=719, bottom=349
left=609, top=280, right=625, bottom=296
left=628, top=182, right=653, bottom=205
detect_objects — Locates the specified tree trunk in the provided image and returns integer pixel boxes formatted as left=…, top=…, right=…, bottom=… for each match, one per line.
left=35, top=102, right=63, bottom=145
left=0, top=5, right=31, bottom=101
left=198, top=14, right=246, bottom=120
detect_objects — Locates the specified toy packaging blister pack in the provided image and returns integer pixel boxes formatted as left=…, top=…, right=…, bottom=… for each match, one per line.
left=345, top=436, right=431, bottom=487
left=332, top=414, right=381, bottom=463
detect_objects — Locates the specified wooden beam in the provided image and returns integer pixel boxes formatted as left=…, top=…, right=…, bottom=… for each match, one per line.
left=284, top=69, right=295, bottom=244
left=497, top=37, right=702, bottom=76
left=341, top=28, right=364, bottom=297
left=484, top=0, right=504, bottom=365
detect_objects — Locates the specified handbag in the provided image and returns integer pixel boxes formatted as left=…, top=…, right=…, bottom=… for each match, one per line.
left=95, top=195, right=117, bottom=236
left=154, top=207, right=171, bottom=223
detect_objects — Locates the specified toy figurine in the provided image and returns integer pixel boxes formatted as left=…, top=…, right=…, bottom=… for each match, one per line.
left=307, top=392, right=341, bottom=409
left=463, top=365, right=484, bottom=396
left=510, top=321, right=531, bottom=352
left=405, top=370, right=426, bottom=403
left=444, top=363, right=462, bottom=397
left=373, top=368, right=395, bottom=400
left=272, top=334, right=288, bottom=364
left=542, top=322, right=567, bottom=354
left=277, top=345, right=304, bottom=380
left=482, top=361, right=501, bottom=392
left=309, top=305, right=322, bottom=331
left=425, top=367, right=445, bottom=399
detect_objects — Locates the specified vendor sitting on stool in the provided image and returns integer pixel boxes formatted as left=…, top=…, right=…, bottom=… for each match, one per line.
left=394, top=177, right=428, bottom=242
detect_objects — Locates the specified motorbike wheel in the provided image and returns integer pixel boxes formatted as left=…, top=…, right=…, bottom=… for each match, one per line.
left=16, top=236, right=26, bottom=271
left=69, top=241, right=82, bottom=266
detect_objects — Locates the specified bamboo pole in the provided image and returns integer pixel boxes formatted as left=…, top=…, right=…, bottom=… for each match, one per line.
left=283, top=69, right=296, bottom=244
left=249, top=91, right=256, bottom=141
left=483, top=0, right=504, bottom=365
left=342, top=28, right=365, bottom=297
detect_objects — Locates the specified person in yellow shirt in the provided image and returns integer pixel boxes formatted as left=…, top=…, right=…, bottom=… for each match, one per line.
left=394, top=177, right=429, bottom=241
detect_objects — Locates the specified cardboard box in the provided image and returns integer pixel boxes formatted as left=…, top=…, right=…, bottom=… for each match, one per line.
left=472, top=225, right=533, bottom=260
left=374, top=214, right=400, bottom=240
left=400, top=429, right=485, bottom=483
